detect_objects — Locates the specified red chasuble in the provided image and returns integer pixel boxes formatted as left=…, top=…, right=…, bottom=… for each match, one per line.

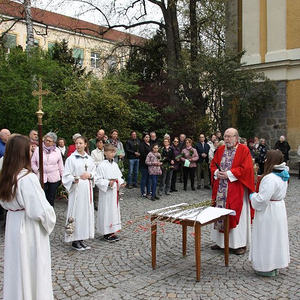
left=211, top=144, right=255, bottom=230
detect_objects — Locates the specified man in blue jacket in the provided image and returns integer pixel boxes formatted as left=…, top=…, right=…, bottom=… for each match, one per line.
left=0, top=128, right=11, bottom=158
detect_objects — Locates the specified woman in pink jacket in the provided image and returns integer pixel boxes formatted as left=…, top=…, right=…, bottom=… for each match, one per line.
left=31, top=132, right=64, bottom=206
left=181, top=138, right=199, bottom=191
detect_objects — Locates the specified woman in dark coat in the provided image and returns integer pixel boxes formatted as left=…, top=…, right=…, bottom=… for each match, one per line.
left=139, top=133, right=151, bottom=197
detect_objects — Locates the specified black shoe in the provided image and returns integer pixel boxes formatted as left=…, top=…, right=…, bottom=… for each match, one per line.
left=72, top=241, right=84, bottom=251
left=183, top=188, right=187, bottom=191
left=79, top=240, right=91, bottom=250
left=151, top=197, right=156, bottom=201
left=154, top=196, right=160, bottom=200
left=132, top=184, right=138, bottom=188
left=103, top=234, right=118, bottom=243
left=211, top=244, right=223, bottom=250
left=111, top=234, right=120, bottom=241
left=191, top=187, right=195, bottom=191
left=204, top=185, right=210, bottom=190
left=197, top=185, right=201, bottom=190
left=231, top=247, right=246, bottom=255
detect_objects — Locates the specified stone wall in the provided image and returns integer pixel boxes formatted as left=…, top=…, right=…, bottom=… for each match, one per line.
left=255, top=80, right=299, bottom=170
left=256, top=81, right=287, bottom=148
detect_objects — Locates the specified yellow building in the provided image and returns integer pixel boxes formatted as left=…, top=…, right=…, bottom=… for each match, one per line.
left=0, top=1, right=144, bottom=77
left=226, top=0, right=300, bottom=160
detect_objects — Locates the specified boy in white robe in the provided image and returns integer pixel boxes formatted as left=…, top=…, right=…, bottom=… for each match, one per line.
left=96, top=144, right=125, bottom=242
left=249, top=150, right=290, bottom=277
left=62, top=136, right=96, bottom=251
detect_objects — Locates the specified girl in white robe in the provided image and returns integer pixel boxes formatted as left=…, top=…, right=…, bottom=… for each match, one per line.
left=0, top=135, right=56, bottom=300
left=249, top=150, right=290, bottom=277
left=62, top=136, right=96, bottom=251
left=96, top=144, right=125, bottom=242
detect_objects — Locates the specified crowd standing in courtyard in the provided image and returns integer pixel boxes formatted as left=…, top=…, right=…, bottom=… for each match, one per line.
left=0, top=125, right=297, bottom=298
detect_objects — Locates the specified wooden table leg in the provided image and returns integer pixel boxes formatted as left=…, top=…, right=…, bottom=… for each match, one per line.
left=151, top=216, right=157, bottom=270
left=182, top=223, right=187, bottom=257
left=194, top=223, right=201, bottom=281
left=224, top=215, right=229, bottom=267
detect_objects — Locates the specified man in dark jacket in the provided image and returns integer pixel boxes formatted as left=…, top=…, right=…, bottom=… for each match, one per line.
left=125, top=131, right=140, bottom=188
left=195, top=133, right=210, bottom=189
left=274, top=135, right=290, bottom=163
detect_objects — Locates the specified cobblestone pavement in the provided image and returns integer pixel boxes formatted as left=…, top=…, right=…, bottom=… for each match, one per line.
left=0, top=177, right=299, bottom=300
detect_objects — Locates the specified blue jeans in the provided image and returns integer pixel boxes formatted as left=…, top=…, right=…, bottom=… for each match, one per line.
left=128, top=159, right=139, bottom=185
left=149, top=175, right=158, bottom=198
left=140, top=166, right=150, bottom=195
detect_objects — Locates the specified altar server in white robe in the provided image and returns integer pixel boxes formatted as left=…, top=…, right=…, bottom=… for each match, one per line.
left=96, top=143, right=125, bottom=242
left=0, top=135, right=56, bottom=300
left=249, top=150, right=290, bottom=277
left=63, top=136, right=96, bottom=251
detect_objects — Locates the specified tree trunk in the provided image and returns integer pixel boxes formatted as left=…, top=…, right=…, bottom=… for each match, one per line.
left=189, top=0, right=205, bottom=114
left=162, top=0, right=182, bottom=105
left=24, top=0, right=34, bottom=51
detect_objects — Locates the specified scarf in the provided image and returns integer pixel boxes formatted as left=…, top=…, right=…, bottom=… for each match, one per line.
left=43, top=143, right=56, bottom=154
left=214, top=146, right=237, bottom=231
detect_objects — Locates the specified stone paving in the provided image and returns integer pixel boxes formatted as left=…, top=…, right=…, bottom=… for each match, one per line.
left=0, top=177, right=299, bottom=300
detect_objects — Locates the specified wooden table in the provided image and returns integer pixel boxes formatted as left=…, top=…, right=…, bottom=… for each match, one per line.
left=148, top=204, right=235, bottom=282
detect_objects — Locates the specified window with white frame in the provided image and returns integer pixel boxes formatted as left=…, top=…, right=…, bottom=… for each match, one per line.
left=90, top=52, right=101, bottom=68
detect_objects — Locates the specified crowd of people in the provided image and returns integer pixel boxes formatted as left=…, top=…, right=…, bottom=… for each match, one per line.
left=0, top=125, right=295, bottom=299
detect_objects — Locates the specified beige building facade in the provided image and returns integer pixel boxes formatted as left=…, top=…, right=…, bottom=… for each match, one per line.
left=0, top=1, right=143, bottom=77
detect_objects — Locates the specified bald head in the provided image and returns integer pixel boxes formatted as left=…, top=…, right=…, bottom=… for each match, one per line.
left=223, top=128, right=239, bottom=149
left=97, top=129, right=105, bottom=139
left=0, top=129, right=11, bottom=143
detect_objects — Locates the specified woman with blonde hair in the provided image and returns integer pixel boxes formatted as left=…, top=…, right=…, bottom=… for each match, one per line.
left=0, top=135, right=56, bottom=299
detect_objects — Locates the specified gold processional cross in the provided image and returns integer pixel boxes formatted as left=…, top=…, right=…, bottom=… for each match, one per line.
left=32, top=78, right=50, bottom=188
left=32, top=79, right=49, bottom=125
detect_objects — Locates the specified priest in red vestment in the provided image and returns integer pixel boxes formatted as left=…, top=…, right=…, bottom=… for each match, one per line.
left=210, top=128, right=255, bottom=255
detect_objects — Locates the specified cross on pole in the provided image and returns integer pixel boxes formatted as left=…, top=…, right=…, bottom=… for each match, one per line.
left=32, top=79, right=49, bottom=122
left=32, top=78, right=49, bottom=188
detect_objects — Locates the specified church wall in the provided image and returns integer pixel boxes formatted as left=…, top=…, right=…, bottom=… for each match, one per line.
left=287, top=0, right=300, bottom=50
left=256, top=80, right=287, bottom=148
left=241, top=0, right=261, bottom=65
left=287, top=80, right=300, bottom=150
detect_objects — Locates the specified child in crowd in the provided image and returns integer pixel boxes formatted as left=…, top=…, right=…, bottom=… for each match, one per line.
left=91, top=138, right=105, bottom=166
left=249, top=150, right=290, bottom=277
left=95, top=144, right=125, bottom=242
left=63, top=136, right=96, bottom=251
left=146, top=143, right=162, bottom=201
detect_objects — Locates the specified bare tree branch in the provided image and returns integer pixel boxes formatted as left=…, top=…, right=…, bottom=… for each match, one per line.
left=0, top=18, right=21, bottom=40
left=99, top=20, right=165, bottom=35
